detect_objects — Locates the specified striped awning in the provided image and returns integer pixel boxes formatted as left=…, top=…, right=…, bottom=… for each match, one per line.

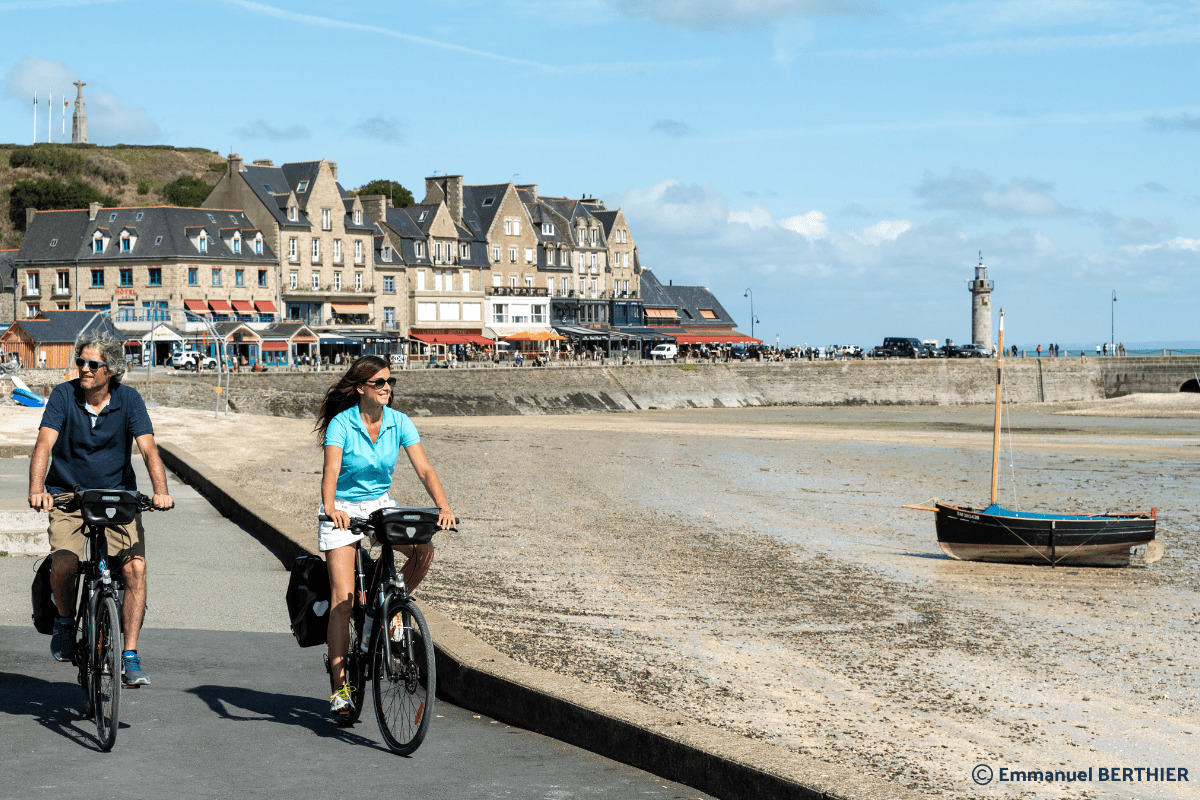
left=231, top=300, right=255, bottom=313
left=183, top=299, right=209, bottom=313
left=208, top=300, right=233, bottom=312
left=331, top=303, right=371, bottom=314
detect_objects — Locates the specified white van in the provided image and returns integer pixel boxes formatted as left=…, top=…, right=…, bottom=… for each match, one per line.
left=650, top=344, right=678, bottom=361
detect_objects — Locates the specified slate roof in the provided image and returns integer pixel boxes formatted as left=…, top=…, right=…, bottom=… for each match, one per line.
left=280, top=162, right=322, bottom=209
left=17, top=207, right=277, bottom=264
left=240, top=164, right=307, bottom=229
left=639, top=269, right=738, bottom=328
left=461, top=183, right=509, bottom=239
left=8, top=310, right=121, bottom=343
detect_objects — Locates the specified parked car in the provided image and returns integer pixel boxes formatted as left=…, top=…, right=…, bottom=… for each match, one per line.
left=954, top=343, right=993, bottom=358
left=876, top=337, right=925, bottom=358
left=650, top=344, right=678, bottom=360
left=172, top=351, right=218, bottom=370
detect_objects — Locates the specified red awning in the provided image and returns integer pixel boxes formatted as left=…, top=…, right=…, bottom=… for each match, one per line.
left=462, top=334, right=495, bottom=347
left=410, top=332, right=467, bottom=345
left=674, top=329, right=761, bottom=345
left=208, top=300, right=233, bottom=312
left=254, top=301, right=278, bottom=313
left=183, top=299, right=209, bottom=313
left=231, top=300, right=255, bottom=313
left=261, top=342, right=288, bottom=352
left=331, top=302, right=371, bottom=314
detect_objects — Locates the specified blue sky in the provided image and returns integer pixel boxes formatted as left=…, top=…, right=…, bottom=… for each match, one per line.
left=2, top=0, right=1198, bottom=348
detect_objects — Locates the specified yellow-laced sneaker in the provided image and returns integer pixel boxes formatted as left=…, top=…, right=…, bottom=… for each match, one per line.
left=330, top=684, right=355, bottom=716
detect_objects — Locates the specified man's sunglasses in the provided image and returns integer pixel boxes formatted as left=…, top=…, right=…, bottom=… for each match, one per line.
left=75, top=358, right=105, bottom=372
left=363, top=377, right=397, bottom=389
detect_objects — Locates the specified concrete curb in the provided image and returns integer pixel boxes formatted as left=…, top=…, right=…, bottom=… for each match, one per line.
left=158, top=443, right=921, bottom=800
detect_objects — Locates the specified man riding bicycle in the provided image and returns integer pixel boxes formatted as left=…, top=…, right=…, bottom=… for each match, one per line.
left=28, top=331, right=174, bottom=686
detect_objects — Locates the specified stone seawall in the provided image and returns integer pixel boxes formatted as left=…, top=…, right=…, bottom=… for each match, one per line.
left=88, top=356, right=1200, bottom=417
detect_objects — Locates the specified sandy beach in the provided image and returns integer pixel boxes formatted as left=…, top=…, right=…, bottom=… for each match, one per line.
left=2, top=393, right=1197, bottom=798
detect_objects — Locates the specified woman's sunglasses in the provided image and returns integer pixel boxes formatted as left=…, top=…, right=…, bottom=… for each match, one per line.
left=363, top=377, right=397, bottom=389
left=75, top=358, right=105, bottom=372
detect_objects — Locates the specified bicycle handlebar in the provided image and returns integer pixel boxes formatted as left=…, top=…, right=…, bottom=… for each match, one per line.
left=53, top=489, right=168, bottom=514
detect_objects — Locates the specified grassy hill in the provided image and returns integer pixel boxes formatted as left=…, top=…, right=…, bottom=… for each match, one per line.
left=0, top=143, right=225, bottom=249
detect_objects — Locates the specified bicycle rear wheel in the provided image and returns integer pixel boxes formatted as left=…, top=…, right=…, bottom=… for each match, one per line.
left=92, top=595, right=122, bottom=751
left=372, top=598, right=435, bottom=755
left=336, top=613, right=367, bottom=726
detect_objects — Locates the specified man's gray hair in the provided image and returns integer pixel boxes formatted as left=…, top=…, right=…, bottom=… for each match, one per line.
left=75, top=331, right=127, bottom=383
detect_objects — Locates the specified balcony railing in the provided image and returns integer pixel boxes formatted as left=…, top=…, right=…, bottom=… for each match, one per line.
left=54, top=287, right=71, bottom=297
left=23, top=287, right=40, bottom=298
left=488, top=286, right=548, bottom=297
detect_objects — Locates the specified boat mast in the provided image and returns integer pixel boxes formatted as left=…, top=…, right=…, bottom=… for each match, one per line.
left=991, top=309, right=1005, bottom=506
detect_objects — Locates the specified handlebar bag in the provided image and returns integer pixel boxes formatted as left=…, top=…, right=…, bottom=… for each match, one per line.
left=77, top=489, right=139, bottom=526
left=286, top=555, right=330, bottom=648
left=370, top=508, right=441, bottom=545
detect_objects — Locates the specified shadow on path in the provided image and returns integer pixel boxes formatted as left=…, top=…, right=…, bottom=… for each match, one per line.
left=0, top=670, right=116, bottom=751
left=186, top=684, right=383, bottom=750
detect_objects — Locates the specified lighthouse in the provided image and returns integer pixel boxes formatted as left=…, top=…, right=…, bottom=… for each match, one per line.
left=969, top=251, right=994, bottom=348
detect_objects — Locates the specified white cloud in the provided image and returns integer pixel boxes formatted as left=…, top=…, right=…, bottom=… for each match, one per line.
left=621, top=179, right=729, bottom=236
left=850, top=219, right=912, bottom=246
left=916, top=168, right=1072, bottom=219
left=1127, top=236, right=1200, bottom=253
left=4, top=56, right=160, bottom=142
left=781, top=210, right=830, bottom=240
left=606, top=0, right=879, bottom=28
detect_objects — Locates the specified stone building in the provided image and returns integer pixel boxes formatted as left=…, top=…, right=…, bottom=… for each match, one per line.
left=204, top=155, right=376, bottom=329
left=14, top=204, right=278, bottom=326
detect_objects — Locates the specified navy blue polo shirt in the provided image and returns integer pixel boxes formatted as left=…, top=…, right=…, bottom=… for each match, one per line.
left=39, top=380, right=154, bottom=494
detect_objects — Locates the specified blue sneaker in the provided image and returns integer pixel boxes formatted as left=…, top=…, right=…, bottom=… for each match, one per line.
left=50, top=616, right=74, bottom=662
left=122, top=651, right=150, bottom=686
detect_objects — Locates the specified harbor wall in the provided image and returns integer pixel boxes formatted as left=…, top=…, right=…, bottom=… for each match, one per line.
left=14, top=355, right=1186, bottom=417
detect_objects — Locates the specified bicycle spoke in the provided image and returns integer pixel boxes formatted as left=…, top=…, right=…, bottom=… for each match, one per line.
left=372, top=599, right=435, bottom=755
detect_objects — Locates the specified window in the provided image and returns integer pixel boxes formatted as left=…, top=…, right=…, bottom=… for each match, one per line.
left=354, top=209, right=362, bottom=225
left=590, top=229, right=597, bottom=246
left=509, top=274, right=517, bottom=288
left=415, top=242, right=425, bottom=258
left=148, top=267, right=162, bottom=286
left=460, top=243, right=470, bottom=259
left=120, top=236, right=131, bottom=253
left=311, top=239, right=320, bottom=261
left=577, top=229, right=585, bottom=246
left=417, top=302, right=437, bottom=321
left=26, top=304, right=39, bottom=317
left=512, top=219, right=520, bottom=235
left=334, top=273, right=342, bottom=291
left=434, top=242, right=442, bottom=262
left=577, top=253, right=584, bottom=270
left=508, top=247, right=517, bottom=263
left=120, top=268, right=132, bottom=287
left=383, top=275, right=395, bottom=294
left=547, top=277, right=554, bottom=296
left=434, top=271, right=443, bottom=292
left=546, top=248, right=555, bottom=266
left=699, top=308, right=717, bottom=319
left=482, top=197, right=494, bottom=207
left=504, top=218, right=520, bottom=236
left=288, top=205, right=298, bottom=221
left=233, top=237, right=241, bottom=254
left=135, top=212, right=144, bottom=222
left=524, top=248, right=533, bottom=264
left=416, top=271, right=426, bottom=291
left=333, top=239, right=342, bottom=263
left=418, top=211, right=428, bottom=222
left=258, top=269, right=268, bottom=287
left=56, top=271, right=70, bottom=292
left=109, top=213, right=117, bottom=222
left=235, top=269, right=245, bottom=286
left=206, top=214, right=216, bottom=224
left=297, top=180, right=309, bottom=192
left=289, top=238, right=298, bottom=260
left=383, top=307, right=396, bottom=328
left=492, top=273, right=501, bottom=287
left=311, top=273, right=320, bottom=290
left=542, top=222, right=554, bottom=235
left=439, top=302, right=459, bottom=321
left=461, top=271, right=470, bottom=292
left=354, top=240, right=363, bottom=263
left=188, top=267, right=198, bottom=286
left=290, top=272, right=298, bottom=290
left=354, top=273, right=362, bottom=291
left=26, top=272, right=39, bottom=293
left=590, top=253, right=597, bottom=269
left=93, top=235, right=103, bottom=254
left=531, top=304, right=546, bottom=324
left=322, top=208, right=332, bottom=230
left=525, top=275, right=533, bottom=288
left=463, top=302, right=481, bottom=321
left=255, top=238, right=263, bottom=255
left=91, top=269, right=104, bottom=288
left=492, top=303, right=506, bottom=323
left=49, top=239, right=57, bottom=248
left=199, top=233, right=208, bottom=253
left=212, top=268, right=222, bottom=286
left=491, top=246, right=500, bottom=262
left=154, top=235, right=163, bottom=245
left=382, top=246, right=392, bottom=261
left=561, top=277, right=569, bottom=296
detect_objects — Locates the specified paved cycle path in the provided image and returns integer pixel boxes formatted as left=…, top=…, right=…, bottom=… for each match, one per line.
left=0, top=456, right=711, bottom=800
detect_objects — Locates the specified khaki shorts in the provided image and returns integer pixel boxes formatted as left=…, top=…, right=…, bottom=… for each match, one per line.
left=48, top=493, right=145, bottom=562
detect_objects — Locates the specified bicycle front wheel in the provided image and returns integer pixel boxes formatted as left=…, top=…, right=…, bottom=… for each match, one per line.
left=92, top=595, right=122, bottom=751
left=337, top=613, right=367, bottom=726
left=372, top=598, right=435, bottom=755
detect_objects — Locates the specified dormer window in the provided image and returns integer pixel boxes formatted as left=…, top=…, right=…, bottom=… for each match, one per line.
left=542, top=222, right=554, bottom=235
left=108, top=213, right=117, bottom=222
left=353, top=209, right=362, bottom=225
left=414, top=242, right=424, bottom=258
left=382, top=246, right=392, bottom=261
left=460, top=243, right=469, bottom=258
left=207, top=214, right=216, bottom=224
left=49, top=238, right=58, bottom=247
left=418, top=211, right=428, bottom=222
left=198, top=231, right=208, bottom=253
left=297, top=180, right=309, bottom=192
left=120, top=235, right=131, bottom=252
left=154, top=236, right=163, bottom=245
left=321, top=208, right=331, bottom=230
left=93, top=232, right=104, bottom=253
left=229, top=214, right=238, bottom=224
left=254, top=236, right=263, bottom=255
left=233, top=237, right=242, bottom=254
left=288, top=205, right=298, bottom=221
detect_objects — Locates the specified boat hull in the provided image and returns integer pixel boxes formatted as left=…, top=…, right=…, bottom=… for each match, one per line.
left=935, top=502, right=1157, bottom=567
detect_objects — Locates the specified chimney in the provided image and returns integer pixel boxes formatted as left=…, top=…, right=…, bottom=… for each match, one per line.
left=423, top=175, right=463, bottom=224
left=517, top=184, right=538, bottom=201
left=328, top=161, right=338, bottom=180
left=88, top=202, right=101, bottom=220
left=25, top=207, right=37, bottom=228
left=228, top=152, right=243, bottom=175
left=359, top=195, right=388, bottom=225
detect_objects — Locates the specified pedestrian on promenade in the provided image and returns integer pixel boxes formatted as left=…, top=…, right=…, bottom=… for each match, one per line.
left=314, top=355, right=455, bottom=719
left=28, top=330, right=174, bottom=685
left=1037, top=344, right=1042, bottom=358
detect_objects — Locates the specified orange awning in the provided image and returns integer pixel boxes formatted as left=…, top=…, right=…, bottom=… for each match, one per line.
left=231, top=300, right=255, bottom=313
left=184, top=299, right=209, bottom=313
left=503, top=330, right=566, bottom=342
left=261, top=342, right=288, bottom=352
left=644, top=308, right=677, bottom=319
left=331, top=303, right=371, bottom=314
left=208, top=300, right=232, bottom=312
left=254, top=301, right=278, bottom=313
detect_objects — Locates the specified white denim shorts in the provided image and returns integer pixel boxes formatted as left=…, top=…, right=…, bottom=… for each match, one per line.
left=317, top=494, right=398, bottom=552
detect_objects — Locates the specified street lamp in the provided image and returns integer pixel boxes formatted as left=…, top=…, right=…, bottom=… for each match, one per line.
left=1111, top=290, right=1117, bottom=357
left=743, top=288, right=754, bottom=339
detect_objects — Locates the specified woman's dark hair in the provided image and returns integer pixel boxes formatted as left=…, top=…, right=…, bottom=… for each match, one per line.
left=314, top=355, right=393, bottom=444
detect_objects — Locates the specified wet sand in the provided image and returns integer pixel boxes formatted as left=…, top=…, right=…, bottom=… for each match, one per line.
left=2, top=394, right=1197, bottom=798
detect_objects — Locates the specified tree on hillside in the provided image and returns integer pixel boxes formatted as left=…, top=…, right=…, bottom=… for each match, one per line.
left=354, top=179, right=414, bottom=207
left=163, top=174, right=214, bottom=206
left=8, top=177, right=116, bottom=231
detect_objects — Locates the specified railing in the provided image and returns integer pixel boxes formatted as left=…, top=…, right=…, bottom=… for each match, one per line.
left=488, top=286, right=549, bottom=297
left=53, top=287, right=71, bottom=297
left=23, top=288, right=40, bottom=298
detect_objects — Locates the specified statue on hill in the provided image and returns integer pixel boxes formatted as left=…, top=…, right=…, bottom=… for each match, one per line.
left=72, top=81, right=88, bottom=144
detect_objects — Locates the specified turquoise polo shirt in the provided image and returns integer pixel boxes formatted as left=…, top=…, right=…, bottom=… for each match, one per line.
left=324, top=405, right=420, bottom=502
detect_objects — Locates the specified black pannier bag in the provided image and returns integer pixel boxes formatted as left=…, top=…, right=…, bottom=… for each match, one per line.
left=369, top=508, right=442, bottom=545
left=31, top=555, right=57, bottom=634
left=286, top=555, right=330, bottom=647
left=77, top=489, right=139, bottom=526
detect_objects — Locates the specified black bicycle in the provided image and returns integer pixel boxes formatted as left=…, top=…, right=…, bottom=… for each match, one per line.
left=53, top=488, right=160, bottom=751
left=320, top=507, right=452, bottom=755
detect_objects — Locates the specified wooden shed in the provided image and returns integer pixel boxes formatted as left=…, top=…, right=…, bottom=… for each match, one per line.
left=0, top=311, right=121, bottom=371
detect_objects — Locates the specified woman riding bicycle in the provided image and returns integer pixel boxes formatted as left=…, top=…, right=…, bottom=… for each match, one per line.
left=314, top=355, right=455, bottom=718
